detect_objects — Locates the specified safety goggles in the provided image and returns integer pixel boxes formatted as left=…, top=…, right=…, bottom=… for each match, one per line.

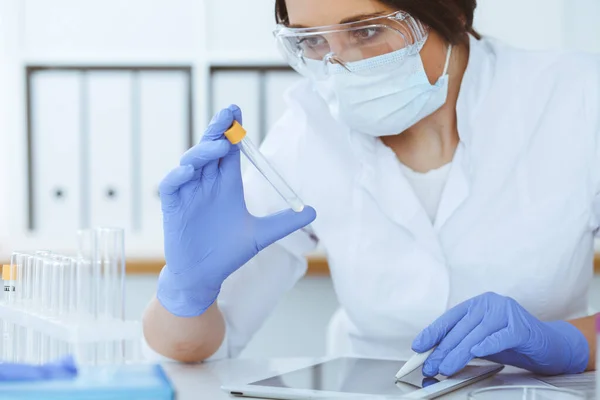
left=273, top=11, right=428, bottom=80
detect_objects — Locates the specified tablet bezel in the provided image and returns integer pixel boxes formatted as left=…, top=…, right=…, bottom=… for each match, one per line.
left=221, top=357, right=504, bottom=400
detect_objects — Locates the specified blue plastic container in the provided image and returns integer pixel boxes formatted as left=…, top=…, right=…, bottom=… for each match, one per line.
left=0, top=364, right=174, bottom=399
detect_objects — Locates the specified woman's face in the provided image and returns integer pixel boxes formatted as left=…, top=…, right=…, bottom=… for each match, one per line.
left=284, top=0, right=450, bottom=85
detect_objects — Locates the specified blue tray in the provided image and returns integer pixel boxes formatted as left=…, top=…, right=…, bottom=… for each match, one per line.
left=0, top=364, right=174, bottom=400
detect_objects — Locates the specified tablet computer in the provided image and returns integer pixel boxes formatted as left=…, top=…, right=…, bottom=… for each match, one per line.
left=222, top=357, right=504, bottom=399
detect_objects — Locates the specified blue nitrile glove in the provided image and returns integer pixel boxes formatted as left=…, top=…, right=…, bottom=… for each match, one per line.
left=156, top=105, right=317, bottom=318
left=0, top=356, right=77, bottom=381
left=412, top=292, right=589, bottom=377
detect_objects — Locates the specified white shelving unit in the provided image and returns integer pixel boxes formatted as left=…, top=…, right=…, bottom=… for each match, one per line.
left=0, top=0, right=599, bottom=259
left=0, top=0, right=302, bottom=259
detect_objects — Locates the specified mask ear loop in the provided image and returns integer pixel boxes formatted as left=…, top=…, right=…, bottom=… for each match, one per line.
left=324, top=52, right=351, bottom=73
left=442, top=45, right=453, bottom=76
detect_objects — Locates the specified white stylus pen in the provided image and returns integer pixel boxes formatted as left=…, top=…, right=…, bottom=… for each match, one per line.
left=395, top=347, right=437, bottom=381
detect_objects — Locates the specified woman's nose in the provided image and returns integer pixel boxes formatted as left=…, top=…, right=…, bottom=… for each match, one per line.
left=323, top=35, right=347, bottom=58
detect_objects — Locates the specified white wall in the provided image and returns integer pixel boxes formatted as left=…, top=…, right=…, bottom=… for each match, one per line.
left=0, top=0, right=22, bottom=255
left=475, top=0, right=600, bottom=51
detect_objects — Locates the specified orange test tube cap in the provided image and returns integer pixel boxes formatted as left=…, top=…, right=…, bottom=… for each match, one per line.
left=224, top=121, right=247, bottom=145
left=2, top=265, right=16, bottom=281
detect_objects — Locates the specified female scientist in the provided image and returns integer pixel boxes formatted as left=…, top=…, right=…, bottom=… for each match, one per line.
left=143, top=0, right=599, bottom=377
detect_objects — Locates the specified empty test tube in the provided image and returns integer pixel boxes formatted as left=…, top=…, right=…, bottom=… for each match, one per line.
left=76, top=228, right=126, bottom=365
left=224, top=121, right=305, bottom=213
left=96, top=228, right=126, bottom=365
left=95, top=228, right=125, bottom=322
left=11, top=253, right=31, bottom=363
left=76, top=229, right=99, bottom=365
left=77, top=230, right=96, bottom=321
left=2, top=264, right=16, bottom=363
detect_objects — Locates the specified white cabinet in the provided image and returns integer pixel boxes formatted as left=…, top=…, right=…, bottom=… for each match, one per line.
left=30, top=71, right=83, bottom=235
left=211, top=69, right=301, bottom=141
left=138, top=71, right=190, bottom=241
left=25, top=68, right=192, bottom=255
left=87, top=71, right=134, bottom=231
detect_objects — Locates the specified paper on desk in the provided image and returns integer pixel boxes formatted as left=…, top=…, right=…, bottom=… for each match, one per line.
left=534, top=372, right=596, bottom=397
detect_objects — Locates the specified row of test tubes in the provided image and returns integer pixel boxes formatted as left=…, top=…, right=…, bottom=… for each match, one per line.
left=0, top=228, right=140, bottom=366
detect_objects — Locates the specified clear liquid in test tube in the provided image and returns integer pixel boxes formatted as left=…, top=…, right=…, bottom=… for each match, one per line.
left=224, top=121, right=305, bottom=213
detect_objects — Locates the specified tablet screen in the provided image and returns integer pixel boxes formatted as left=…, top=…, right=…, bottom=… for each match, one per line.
left=250, top=358, right=456, bottom=396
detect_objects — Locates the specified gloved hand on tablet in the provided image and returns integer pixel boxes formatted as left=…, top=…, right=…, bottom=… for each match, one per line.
left=412, top=292, right=589, bottom=377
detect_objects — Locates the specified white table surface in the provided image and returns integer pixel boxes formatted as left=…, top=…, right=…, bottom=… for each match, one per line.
left=162, top=358, right=551, bottom=400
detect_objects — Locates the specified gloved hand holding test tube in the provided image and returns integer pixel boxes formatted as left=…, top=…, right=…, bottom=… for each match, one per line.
left=157, top=106, right=316, bottom=318
left=224, top=120, right=319, bottom=243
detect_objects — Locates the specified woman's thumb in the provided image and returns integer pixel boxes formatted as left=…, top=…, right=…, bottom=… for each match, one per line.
left=254, top=206, right=317, bottom=251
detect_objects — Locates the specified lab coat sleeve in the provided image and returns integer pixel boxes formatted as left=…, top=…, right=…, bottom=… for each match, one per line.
left=590, top=55, right=600, bottom=233
left=141, top=241, right=308, bottom=362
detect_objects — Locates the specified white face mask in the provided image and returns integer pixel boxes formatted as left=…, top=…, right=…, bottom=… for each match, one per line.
left=313, top=43, right=453, bottom=137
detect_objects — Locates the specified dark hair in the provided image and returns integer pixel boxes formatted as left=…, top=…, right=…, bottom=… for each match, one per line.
left=275, top=0, right=480, bottom=45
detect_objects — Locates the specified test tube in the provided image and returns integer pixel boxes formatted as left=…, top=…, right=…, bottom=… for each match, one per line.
left=2, top=264, right=16, bottom=363
left=224, top=121, right=305, bottom=213
left=77, top=230, right=98, bottom=366
left=40, top=256, right=54, bottom=317
left=11, top=253, right=32, bottom=363
left=30, top=254, right=45, bottom=364
left=23, top=255, right=34, bottom=310
left=65, top=257, right=77, bottom=317
left=10, top=254, right=21, bottom=308
left=96, top=228, right=125, bottom=320
left=32, top=254, right=44, bottom=313
left=59, top=257, right=74, bottom=319
left=77, top=229, right=98, bottom=319
left=96, top=227, right=125, bottom=365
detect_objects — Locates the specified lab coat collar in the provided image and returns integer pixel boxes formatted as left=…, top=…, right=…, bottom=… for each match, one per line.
left=456, top=35, right=496, bottom=147
left=352, top=132, right=446, bottom=262
left=350, top=36, right=496, bottom=256
left=429, top=36, right=495, bottom=231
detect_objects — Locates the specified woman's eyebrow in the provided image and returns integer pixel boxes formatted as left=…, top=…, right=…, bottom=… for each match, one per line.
left=339, top=11, right=389, bottom=24
left=287, top=11, right=389, bottom=29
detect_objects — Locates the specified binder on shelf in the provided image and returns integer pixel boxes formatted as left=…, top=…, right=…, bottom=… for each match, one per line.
left=30, top=71, right=82, bottom=235
left=139, top=70, right=190, bottom=236
left=87, top=71, right=134, bottom=231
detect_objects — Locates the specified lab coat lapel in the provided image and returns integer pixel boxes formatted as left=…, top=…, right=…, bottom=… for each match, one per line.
left=433, top=143, right=471, bottom=232
left=355, top=135, right=445, bottom=262
left=433, top=35, right=493, bottom=232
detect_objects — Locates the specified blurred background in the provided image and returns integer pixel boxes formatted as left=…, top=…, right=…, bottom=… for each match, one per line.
left=0, top=0, right=599, bottom=358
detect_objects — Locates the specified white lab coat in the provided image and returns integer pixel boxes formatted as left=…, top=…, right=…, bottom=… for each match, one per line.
left=152, top=35, right=600, bottom=362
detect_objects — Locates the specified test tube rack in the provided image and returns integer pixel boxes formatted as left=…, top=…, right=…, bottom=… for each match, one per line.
left=0, top=228, right=143, bottom=366
left=0, top=304, right=140, bottom=344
